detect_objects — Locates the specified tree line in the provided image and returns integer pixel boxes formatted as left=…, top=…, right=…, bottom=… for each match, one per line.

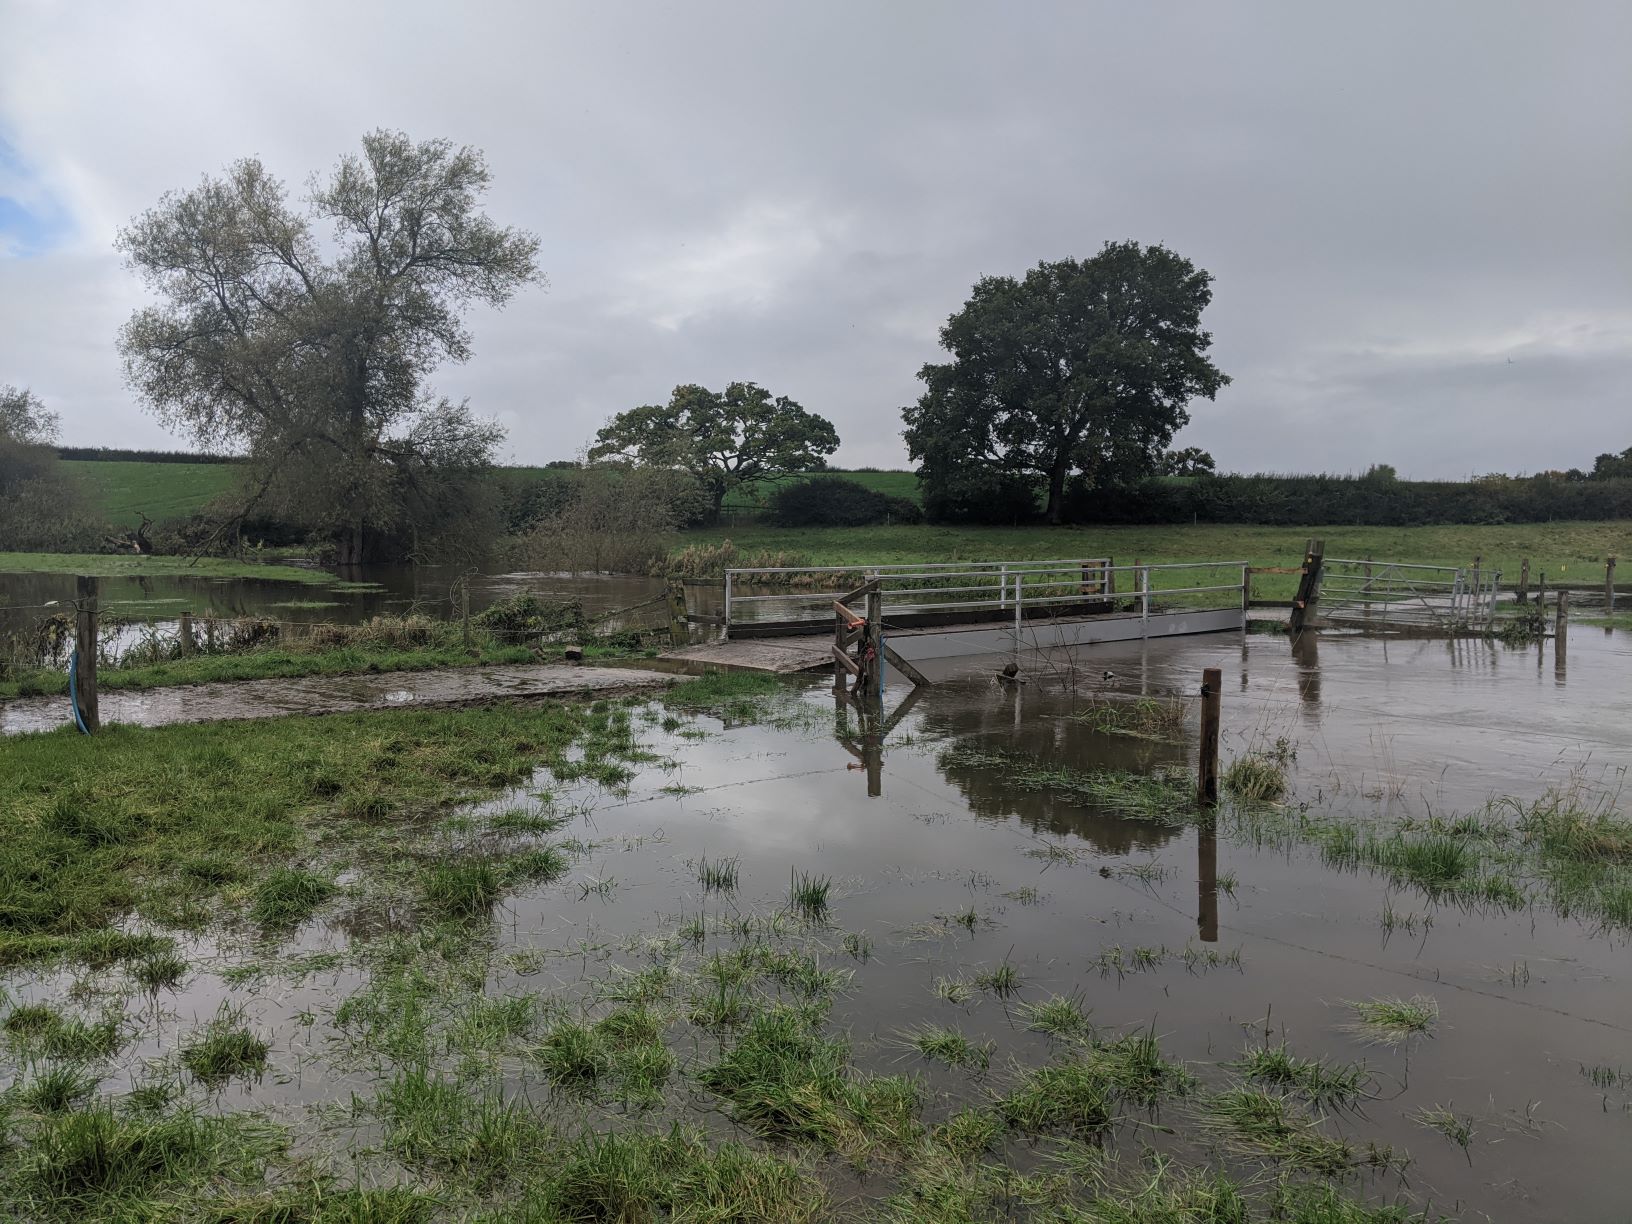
left=4, top=129, right=1626, bottom=563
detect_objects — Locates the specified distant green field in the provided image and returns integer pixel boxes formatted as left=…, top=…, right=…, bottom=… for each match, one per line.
left=64, top=459, right=242, bottom=525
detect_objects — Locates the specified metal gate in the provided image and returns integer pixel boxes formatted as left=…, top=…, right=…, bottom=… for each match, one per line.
left=1317, top=558, right=1500, bottom=631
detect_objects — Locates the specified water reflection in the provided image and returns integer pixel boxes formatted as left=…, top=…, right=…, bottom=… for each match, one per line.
left=1197, top=823, right=1218, bottom=943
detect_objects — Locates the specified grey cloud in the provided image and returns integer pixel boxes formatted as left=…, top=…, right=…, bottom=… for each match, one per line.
left=1, top=0, right=1627, bottom=477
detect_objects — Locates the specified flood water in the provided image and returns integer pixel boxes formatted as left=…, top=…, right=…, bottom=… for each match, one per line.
left=3, top=626, right=1630, bottom=1219
left=0, top=563, right=668, bottom=629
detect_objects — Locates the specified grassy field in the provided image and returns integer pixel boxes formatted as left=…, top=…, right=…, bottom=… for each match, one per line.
left=677, top=521, right=1629, bottom=591
left=62, top=459, right=242, bottom=526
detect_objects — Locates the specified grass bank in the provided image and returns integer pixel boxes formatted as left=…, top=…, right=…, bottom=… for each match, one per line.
left=0, top=552, right=331, bottom=583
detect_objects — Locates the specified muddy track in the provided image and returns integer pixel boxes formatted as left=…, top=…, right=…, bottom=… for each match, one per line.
left=0, top=664, right=677, bottom=734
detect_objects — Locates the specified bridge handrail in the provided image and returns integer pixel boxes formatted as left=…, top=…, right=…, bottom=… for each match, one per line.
left=722, top=558, right=1250, bottom=632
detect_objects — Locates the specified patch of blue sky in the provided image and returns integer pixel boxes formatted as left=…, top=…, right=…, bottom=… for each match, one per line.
left=0, top=137, right=74, bottom=256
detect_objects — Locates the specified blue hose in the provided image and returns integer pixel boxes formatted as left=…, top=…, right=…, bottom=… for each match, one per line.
left=67, top=647, right=91, bottom=735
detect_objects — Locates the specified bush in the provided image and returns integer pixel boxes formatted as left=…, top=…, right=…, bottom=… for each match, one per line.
left=766, top=477, right=922, bottom=528
left=921, top=469, right=1038, bottom=525
left=516, top=468, right=709, bottom=574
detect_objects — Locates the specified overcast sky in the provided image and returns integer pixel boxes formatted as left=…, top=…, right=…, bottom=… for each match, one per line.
left=1, top=1, right=1627, bottom=477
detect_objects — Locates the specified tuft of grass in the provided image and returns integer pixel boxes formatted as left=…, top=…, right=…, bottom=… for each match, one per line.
left=1228, top=1043, right=1371, bottom=1109
left=1344, top=995, right=1439, bottom=1046
left=5, top=1006, right=125, bottom=1062
left=695, top=1006, right=922, bottom=1153
left=424, top=861, right=503, bottom=918
left=1411, top=1103, right=1475, bottom=1157
left=16, top=1101, right=282, bottom=1212
left=13, top=1064, right=100, bottom=1113
left=974, top=960, right=1022, bottom=997
left=527, top=1127, right=825, bottom=1222
left=1223, top=753, right=1289, bottom=803
left=896, top=1024, right=993, bottom=1072
left=489, top=805, right=569, bottom=836
left=1020, top=995, right=1094, bottom=1041
left=536, top=1020, right=611, bottom=1091
left=942, top=746, right=1194, bottom=824
left=697, top=855, right=740, bottom=893
left=1197, top=1088, right=1361, bottom=1174
left=180, top=1005, right=271, bottom=1085
left=998, top=1031, right=1191, bottom=1137
left=788, top=869, right=833, bottom=921
left=250, top=868, right=335, bottom=928
left=132, top=946, right=190, bottom=993
left=377, top=1067, right=544, bottom=1181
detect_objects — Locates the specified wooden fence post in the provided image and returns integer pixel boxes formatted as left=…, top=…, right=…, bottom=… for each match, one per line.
left=1537, top=570, right=1546, bottom=608
left=74, top=575, right=99, bottom=733
left=666, top=578, right=688, bottom=648
left=1516, top=558, right=1529, bottom=605
left=178, top=611, right=195, bottom=657
left=1555, top=590, right=1568, bottom=661
left=1198, top=666, right=1221, bottom=807
left=1607, top=556, right=1617, bottom=614
left=460, top=577, right=472, bottom=649
left=1288, top=538, right=1325, bottom=632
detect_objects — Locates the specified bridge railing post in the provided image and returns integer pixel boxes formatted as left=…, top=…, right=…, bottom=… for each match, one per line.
left=723, top=570, right=734, bottom=641
left=1140, top=565, right=1150, bottom=635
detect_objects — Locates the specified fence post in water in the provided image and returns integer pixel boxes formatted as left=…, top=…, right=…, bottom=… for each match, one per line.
left=74, top=575, right=99, bottom=733
left=1288, top=538, right=1325, bottom=633
left=865, top=584, right=884, bottom=701
left=178, top=611, right=194, bottom=657
left=1555, top=590, right=1568, bottom=661
left=1607, top=556, right=1617, bottom=614
left=1537, top=571, right=1546, bottom=608
left=1198, top=666, right=1221, bottom=807
left=666, top=577, right=688, bottom=647
left=722, top=571, right=734, bottom=641
left=1516, top=558, right=1529, bottom=605
left=1240, top=564, right=1250, bottom=620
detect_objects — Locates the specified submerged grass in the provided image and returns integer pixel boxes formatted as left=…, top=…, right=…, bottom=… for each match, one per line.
left=0, top=684, right=708, bottom=965
left=1228, top=1042, right=1372, bottom=1109
left=942, top=746, right=1195, bottom=823
left=1344, top=996, right=1439, bottom=1046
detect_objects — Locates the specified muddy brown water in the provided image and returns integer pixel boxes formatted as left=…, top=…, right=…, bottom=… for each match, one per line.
left=4, top=627, right=1631, bottom=1219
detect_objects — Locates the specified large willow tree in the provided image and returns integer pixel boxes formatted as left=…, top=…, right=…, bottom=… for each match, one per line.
left=117, top=130, right=541, bottom=562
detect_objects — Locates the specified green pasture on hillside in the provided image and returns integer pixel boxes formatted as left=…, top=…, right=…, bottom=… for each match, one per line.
left=62, top=459, right=242, bottom=525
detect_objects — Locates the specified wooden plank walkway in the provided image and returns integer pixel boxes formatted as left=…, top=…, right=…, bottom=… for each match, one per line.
left=659, top=638, right=832, bottom=674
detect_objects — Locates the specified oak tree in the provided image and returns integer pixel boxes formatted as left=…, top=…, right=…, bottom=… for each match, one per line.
left=588, top=382, right=838, bottom=521
left=904, top=242, right=1229, bottom=524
